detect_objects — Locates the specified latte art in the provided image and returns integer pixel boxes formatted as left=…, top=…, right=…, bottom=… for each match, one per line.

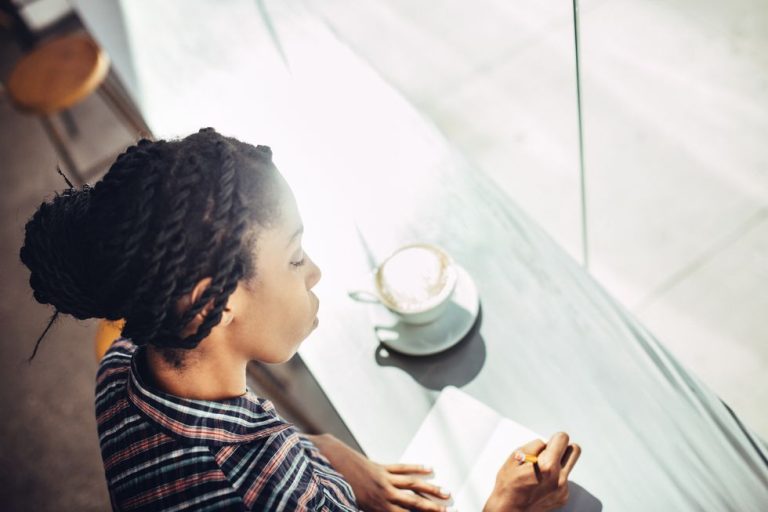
left=377, top=246, right=451, bottom=312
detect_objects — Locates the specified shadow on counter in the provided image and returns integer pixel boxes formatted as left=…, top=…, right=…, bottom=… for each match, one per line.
left=374, top=305, right=486, bottom=390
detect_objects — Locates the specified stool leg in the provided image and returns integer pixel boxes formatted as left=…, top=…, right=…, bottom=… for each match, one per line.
left=60, top=110, right=80, bottom=138
left=39, top=115, right=85, bottom=186
left=98, top=76, right=152, bottom=139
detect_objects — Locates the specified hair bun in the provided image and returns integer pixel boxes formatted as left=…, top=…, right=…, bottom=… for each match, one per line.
left=20, top=185, right=111, bottom=320
left=255, top=145, right=272, bottom=159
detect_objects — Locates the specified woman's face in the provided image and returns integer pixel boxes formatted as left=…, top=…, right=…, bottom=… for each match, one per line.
left=224, top=173, right=322, bottom=364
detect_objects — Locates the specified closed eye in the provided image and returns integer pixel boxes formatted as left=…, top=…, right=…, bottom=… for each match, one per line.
left=290, top=257, right=306, bottom=268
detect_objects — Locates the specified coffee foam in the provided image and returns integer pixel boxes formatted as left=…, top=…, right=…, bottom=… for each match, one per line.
left=377, top=246, right=450, bottom=312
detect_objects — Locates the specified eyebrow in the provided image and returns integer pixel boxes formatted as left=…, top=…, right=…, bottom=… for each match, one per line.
left=286, top=225, right=304, bottom=248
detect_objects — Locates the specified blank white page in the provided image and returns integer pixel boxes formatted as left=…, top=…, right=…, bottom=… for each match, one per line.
left=398, top=386, right=502, bottom=500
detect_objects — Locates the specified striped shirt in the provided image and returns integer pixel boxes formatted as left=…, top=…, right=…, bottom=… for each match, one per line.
left=95, top=338, right=359, bottom=511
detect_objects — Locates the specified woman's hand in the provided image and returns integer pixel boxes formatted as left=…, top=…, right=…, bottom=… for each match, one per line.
left=311, top=434, right=451, bottom=511
left=484, top=432, right=581, bottom=512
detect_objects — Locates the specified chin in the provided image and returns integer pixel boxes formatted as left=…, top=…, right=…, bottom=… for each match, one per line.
left=264, top=351, right=296, bottom=365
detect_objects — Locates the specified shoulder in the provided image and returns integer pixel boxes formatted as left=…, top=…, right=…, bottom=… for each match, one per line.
left=95, top=339, right=245, bottom=510
left=101, top=336, right=137, bottom=360
left=106, top=440, right=243, bottom=511
left=95, top=337, right=136, bottom=386
left=94, top=337, right=135, bottom=429
left=212, top=427, right=358, bottom=511
left=94, top=337, right=135, bottom=421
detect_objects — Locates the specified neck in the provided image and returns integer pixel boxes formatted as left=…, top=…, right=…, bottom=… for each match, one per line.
left=143, top=343, right=248, bottom=401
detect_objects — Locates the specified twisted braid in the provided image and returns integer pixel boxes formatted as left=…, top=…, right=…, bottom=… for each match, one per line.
left=20, top=128, right=279, bottom=361
left=176, top=137, right=245, bottom=346
left=121, top=152, right=199, bottom=348
left=90, top=140, right=164, bottom=319
left=172, top=137, right=243, bottom=349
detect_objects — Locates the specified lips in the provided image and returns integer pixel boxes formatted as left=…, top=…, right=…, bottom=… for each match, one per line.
left=311, top=298, right=320, bottom=329
left=312, top=293, right=320, bottom=318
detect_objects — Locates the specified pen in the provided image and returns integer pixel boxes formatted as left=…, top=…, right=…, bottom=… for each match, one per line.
left=512, top=450, right=538, bottom=465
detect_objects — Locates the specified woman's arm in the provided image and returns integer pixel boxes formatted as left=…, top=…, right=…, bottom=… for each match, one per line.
left=303, top=433, right=451, bottom=512
left=304, top=432, right=582, bottom=512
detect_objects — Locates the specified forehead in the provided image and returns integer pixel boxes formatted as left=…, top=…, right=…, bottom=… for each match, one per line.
left=242, top=175, right=300, bottom=287
left=254, top=174, right=301, bottom=251
left=273, top=173, right=301, bottom=231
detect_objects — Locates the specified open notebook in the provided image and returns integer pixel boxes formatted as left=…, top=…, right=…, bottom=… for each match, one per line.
left=399, top=386, right=600, bottom=511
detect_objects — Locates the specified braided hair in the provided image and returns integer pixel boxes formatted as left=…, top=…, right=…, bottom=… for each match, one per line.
left=19, top=128, right=280, bottom=365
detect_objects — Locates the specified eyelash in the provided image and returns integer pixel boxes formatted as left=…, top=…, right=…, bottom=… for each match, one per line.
left=291, top=257, right=306, bottom=268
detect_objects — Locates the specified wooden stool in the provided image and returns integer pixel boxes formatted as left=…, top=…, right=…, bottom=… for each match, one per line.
left=6, top=33, right=150, bottom=184
left=95, top=318, right=125, bottom=361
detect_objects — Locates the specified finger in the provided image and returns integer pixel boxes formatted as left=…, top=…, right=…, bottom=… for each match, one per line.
left=505, top=438, right=546, bottom=477
left=533, top=460, right=543, bottom=483
left=384, top=463, right=434, bottom=475
left=390, top=489, right=448, bottom=512
left=538, top=432, right=569, bottom=468
left=518, top=438, right=547, bottom=456
left=505, top=438, right=544, bottom=466
left=390, top=474, right=451, bottom=500
left=561, top=445, right=574, bottom=467
left=559, top=443, right=582, bottom=484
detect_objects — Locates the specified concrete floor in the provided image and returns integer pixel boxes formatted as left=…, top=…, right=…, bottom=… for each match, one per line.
left=1, top=1, right=766, bottom=510
left=0, top=25, right=133, bottom=508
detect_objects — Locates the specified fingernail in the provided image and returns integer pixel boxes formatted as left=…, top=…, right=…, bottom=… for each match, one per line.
left=422, top=465, right=433, bottom=472
left=440, top=487, right=451, bottom=497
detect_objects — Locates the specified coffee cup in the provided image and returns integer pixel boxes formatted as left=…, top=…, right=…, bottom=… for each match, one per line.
left=349, top=243, right=458, bottom=325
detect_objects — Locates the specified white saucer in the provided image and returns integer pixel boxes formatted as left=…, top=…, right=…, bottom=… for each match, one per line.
left=366, top=264, right=480, bottom=356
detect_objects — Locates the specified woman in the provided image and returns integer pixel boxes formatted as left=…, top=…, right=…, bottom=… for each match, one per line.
left=20, top=128, right=580, bottom=511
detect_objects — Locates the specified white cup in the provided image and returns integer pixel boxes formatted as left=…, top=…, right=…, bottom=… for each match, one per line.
left=349, top=243, right=458, bottom=325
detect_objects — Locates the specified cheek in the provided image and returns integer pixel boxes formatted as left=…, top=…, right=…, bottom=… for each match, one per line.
left=267, top=293, right=314, bottom=361
left=242, top=276, right=315, bottom=355
left=269, top=282, right=315, bottom=334
left=289, top=286, right=316, bottom=328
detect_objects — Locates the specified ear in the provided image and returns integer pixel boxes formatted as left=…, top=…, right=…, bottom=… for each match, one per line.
left=193, top=278, right=234, bottom=327
left=188, top=277, right=214, bottom=306
left=220, top=305, right=234, bottom=326
left=176, top=277, right=215, bottom=321
left=218, top=286, right=238, bottom=327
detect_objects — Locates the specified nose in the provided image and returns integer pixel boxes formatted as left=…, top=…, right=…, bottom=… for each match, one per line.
left=306, top=253, right=322, bottom=290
